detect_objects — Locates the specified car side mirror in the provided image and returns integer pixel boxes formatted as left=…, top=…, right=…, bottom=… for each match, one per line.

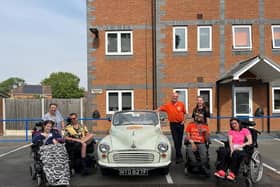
left=159, top=112, right=168, bottom=126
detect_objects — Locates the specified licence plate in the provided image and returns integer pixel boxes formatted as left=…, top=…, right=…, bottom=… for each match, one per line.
left=118, top=168, right=149, bottom=176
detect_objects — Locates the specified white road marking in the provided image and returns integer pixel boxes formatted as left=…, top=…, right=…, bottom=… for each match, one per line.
left=0, top=143, right=32, bottom=158
left=213, top=139, right=280, bottom=175
left=165, top=173, right=173, bottom=184
left=273, top=138, right=280, bottom=142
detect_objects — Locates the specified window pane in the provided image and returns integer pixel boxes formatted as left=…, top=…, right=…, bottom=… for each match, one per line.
left=236, top=92, right=249, bottom=113
left=200, top=91, right=210, bottom=108
left=107, top=33, right=118, bottom=52
left=175, top=28, right=186, bottom=49
left=122, top=92, right=132, bottom=110
left=199, top=28, right=210, bottom=48
left=273, top=27, right=280, bottom=47
left=234, top=28, right=250, bottom=47
left=109, top=92, right=119, bottom=111
left=175, top=90, right=186, bottom=104
left=121, top=33, right=131, bottom=52
left=274, top=89, right=280, bottom=110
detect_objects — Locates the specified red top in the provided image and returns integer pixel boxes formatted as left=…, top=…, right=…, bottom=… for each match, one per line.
left=185, top=122, right=209, bottom=143
left=159, top=101, right=186, bottom=123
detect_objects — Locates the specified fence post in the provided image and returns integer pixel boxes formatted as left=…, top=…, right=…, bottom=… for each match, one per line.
left=3, top=98, right=6, bottom=136
left=25, top=120, right=29, bottom=142
left=41, top=97, right=45, bottom=118
left=80, top=97, right=84, bottom=125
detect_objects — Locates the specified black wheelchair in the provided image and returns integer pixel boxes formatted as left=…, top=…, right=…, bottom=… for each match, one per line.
left=65, top=139, right=97, bottom=175
left=215, top=120, right=263, bottom=187
left=183, top=139, right=211, bottom=177
left=29, top=140, right=47, bottom=186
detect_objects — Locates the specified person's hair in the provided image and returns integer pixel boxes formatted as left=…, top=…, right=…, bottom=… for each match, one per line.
left=69, top=112, right=78, bottom=117
left=229, top=117, right=243, bottom=131
left=42, top=120, right=55, bottom=132
left=49, top=103, right=57, bottom=107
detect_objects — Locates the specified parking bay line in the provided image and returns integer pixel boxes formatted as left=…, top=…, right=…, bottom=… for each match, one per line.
left=273, top=138, right=280, bottom=142
left=0, top=143, right=32, bottom=158
left=165, top=173, right=173, bottom=184
left=213, top=139, right=280, bottom=175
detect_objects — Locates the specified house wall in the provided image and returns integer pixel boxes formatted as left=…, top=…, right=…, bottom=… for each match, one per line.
left=88, top=0, right=280, bottom=132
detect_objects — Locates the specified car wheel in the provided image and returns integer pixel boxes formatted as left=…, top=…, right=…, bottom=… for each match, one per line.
left=160, top=166, right=169, bottom=175
left=100, top=168, right=111, bottom=176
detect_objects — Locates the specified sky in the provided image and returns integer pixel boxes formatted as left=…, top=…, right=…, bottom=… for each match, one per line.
left=0, top=0, right=88, bottom=89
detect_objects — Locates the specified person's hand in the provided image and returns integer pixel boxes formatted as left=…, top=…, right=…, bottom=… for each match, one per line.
left=52, top=139, right=58, bottom=144
left=191, top=142, right=197, bottom=152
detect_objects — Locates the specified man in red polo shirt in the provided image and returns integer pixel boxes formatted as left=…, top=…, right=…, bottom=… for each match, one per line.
left=158, top=92, right=186, bottom=164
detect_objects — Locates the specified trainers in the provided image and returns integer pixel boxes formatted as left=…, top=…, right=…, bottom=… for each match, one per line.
left=214, top=170, right=226, bottom=179
left=227, top=171, right=236, bottom=181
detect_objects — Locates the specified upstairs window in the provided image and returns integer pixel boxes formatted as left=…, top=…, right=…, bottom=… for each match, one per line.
left=173, top=27, right=187, bottom=52
left=272, top=25, right=280, bottom=49
left=197, top=26, right=212, bottom=51
left=105, top=31, right=133, bottom=55
left=232, top=25, right=252, bottom=50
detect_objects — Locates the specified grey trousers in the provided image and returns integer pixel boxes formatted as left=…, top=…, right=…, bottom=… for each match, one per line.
left=186, top=143, right=207, bottom=165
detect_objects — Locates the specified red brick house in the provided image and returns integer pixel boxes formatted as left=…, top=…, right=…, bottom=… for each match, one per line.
left=10, top=85, right=52, bottom=99
left=87, top=0, right=280, bottom=132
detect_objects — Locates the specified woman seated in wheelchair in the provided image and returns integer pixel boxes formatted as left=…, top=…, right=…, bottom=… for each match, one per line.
left=64, top=112, right=95, bottom=175
left=184, top=113, right=210, bottom=176
left=214, top=117, right=252, bottom=181
left=32, top=120, right=70, bottom=186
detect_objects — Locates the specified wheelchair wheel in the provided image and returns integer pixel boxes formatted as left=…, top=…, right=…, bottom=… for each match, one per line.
left=29, top=164, right=36, bottom=180
left=245, top=178, right=252, bottom=187
left=36, top=175, right=42, bottom=187
left=249, top=151, right=263, bottom=183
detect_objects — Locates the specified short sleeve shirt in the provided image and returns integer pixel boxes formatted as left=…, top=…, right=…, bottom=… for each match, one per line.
left=185, top=122, right=209, bottom=143
left=228, top=128, right=251, bottom=145
left=159, top=101, right=186, bottom=123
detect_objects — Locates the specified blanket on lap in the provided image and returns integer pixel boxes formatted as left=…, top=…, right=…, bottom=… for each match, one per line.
left=39, top=143, right=70, bottom=186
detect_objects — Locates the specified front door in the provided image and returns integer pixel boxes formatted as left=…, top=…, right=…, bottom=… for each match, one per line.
left=234, top=87, right=253, bottom=119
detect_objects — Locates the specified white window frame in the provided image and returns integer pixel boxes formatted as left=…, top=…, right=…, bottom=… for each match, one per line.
left=173, top=89, right=188, bottom=113
left=105, top=31, right=133, bottom=55
left=106, top=90, right=134, bottom=114
left=197, top=88, right=213, bottom=114
left=197, top=26, right=212, bottom=51
left=272, top=87, right=280, bottom=113
left=232, top=25, right=252, bottom=50
left=173, top=26, right=188, bottom=52
left=272, top=25, right=280, bottom=49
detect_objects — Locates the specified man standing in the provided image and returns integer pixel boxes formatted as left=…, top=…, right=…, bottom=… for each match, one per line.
left=192, top=96, right=210, bottom=124
left=158, top=92, right=186, bottom=163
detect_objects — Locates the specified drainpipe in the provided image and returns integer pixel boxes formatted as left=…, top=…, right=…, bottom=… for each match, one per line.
left=152, top=0, right=157, bottom=109
left=216, top=82, right=220, bottom=133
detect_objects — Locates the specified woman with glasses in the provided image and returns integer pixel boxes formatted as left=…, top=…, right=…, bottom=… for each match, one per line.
left=214, top=117, right=252, bottom=181
left=64, top=113, right=95, bottom=175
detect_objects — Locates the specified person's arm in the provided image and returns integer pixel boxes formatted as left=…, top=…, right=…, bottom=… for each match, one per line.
left=242, top=134, right=252, bottom=148
left=228, top=135, right=234, bottom=155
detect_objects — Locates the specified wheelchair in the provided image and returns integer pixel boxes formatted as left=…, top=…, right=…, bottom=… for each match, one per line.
left=65, top=139, right=97, bottom=175
left=29, top=140, right=47, bottom=186
left=215, top=120, right=263, bottom=187
left=183, top=139, right=211, bottom=177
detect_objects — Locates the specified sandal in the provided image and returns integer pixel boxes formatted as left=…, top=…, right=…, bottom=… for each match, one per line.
left=214, top=170, right=226, bottom=179
left=227, top=171, right=236, bottom=181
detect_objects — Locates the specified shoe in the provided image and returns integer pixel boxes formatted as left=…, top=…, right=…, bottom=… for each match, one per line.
left=175, top=157, right=184, bottom=164
left=202, top=166, right=210, bottom=177
left=214, top=170, right=226, bottom=179
left=226, top=171, right=236, bottom=181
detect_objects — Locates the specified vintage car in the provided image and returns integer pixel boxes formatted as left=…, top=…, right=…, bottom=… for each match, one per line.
left=97, top=110, right=171, bottom=176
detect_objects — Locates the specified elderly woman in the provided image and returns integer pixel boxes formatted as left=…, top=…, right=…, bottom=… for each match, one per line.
left=214, top=117, right=252, bottom=181
left=32, top=120, right=70, bottom=186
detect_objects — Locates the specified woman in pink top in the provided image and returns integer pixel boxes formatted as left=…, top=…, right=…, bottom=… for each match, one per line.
left=214, top=117, right=252, bottom=181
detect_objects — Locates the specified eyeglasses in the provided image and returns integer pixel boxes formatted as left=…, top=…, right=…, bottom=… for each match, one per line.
left=71, top=117, right=77, bottom=120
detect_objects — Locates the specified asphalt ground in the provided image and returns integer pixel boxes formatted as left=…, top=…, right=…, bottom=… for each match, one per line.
left=0, top=133, right=279, bottom=187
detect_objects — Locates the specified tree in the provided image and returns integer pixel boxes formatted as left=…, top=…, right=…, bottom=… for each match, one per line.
left=0, top=77, right=25, bottom=95
left=41, top=72, right=84, bottom=98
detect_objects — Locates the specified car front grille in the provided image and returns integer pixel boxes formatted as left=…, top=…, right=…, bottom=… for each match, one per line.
left=112, top=152, right=155, bottom=164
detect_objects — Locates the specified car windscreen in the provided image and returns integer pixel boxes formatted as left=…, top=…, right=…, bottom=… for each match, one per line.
left=112, top=111, right=159, bottom=126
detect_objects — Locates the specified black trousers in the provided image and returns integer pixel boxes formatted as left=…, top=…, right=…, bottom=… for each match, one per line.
left=170, top=122, right=184, bottom=159
left=216, top=147, right=248, bottom=175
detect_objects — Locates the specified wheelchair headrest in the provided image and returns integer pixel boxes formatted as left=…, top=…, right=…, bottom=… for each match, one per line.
left=240, top=120, right=256, bottom=127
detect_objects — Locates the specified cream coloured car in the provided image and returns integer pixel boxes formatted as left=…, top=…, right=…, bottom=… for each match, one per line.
left=97, top=110, right=171, bottom=176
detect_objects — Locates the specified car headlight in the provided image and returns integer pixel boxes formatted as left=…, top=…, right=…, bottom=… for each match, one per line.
left=158, top=142, right=168, bottom=153
left=99, top=143, right=110, bottom=153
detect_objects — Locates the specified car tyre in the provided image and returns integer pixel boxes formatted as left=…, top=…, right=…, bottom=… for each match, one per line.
left=100, top=168, right=111, bottom=176
left=160, top=166, right=169, bottom=175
